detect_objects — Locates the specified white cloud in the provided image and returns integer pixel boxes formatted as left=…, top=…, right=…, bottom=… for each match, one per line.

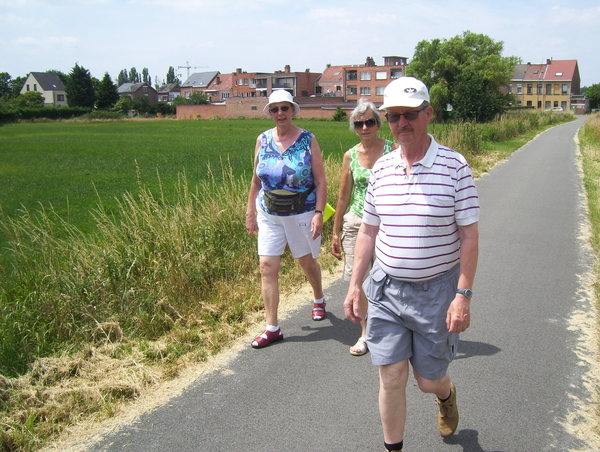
left=306, top=8, right=397, bottom=26
left=10, top=36, right=79, bottom=47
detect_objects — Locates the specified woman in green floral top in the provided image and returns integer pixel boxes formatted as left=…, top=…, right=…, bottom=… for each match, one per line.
left=331, top=98, right=397, bottom=356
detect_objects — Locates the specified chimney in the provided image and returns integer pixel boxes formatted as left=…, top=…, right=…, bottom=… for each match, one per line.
left=284, top=65, right=291, bottom=73
left=547, top=59, right=552, bottom=65
left=236, top=68, right=242, bottom=74
left=327, top=63, right=331, bottom=68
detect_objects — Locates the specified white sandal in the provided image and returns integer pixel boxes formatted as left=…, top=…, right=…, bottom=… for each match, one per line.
left=349, top=337, right=368, bottom=356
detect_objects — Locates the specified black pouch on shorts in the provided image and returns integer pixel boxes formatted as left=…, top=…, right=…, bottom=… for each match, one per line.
left=263, top=185, right=314, bottom=214
left=363, top=265, right=388, bottom=302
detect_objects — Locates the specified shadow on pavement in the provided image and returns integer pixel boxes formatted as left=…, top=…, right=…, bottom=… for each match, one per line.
left=444, top=428, right=506, bottom=452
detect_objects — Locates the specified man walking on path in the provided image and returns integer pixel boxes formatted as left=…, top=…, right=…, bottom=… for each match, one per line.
left=344, top=77, right=480, bottom=451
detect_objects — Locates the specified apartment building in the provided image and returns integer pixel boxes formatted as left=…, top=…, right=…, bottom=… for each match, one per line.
left=316, top=56, right=408, bottom=103
left=508, top=59, right=581, bottom=111
left=196, top=66, right=321, bottom=102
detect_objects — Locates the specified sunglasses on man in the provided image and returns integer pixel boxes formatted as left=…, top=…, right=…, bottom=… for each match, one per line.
left=385, top=106, right=428, bottom=123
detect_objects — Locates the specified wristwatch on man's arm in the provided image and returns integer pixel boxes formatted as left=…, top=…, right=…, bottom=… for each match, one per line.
left=456, top=289, right=473, bottom=299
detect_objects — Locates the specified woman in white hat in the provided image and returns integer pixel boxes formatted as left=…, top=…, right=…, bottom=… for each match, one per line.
left=331, top=98, right=397, bottom=356
left=245, top=90, right=327, bottom=348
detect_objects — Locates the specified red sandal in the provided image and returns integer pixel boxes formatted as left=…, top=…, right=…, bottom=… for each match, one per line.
left=251, top=328, right=283, bottom=349
left=312, top=301, right=326, bottom=321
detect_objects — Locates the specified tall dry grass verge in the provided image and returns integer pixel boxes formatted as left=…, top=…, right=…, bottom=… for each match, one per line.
left=0, top=159, right=340, bottom=451
left=430, top=110, right=574, bottom=176
left=578, top=113, right=600, bottom=439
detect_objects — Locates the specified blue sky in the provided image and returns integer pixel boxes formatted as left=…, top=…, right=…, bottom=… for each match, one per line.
left=1, top=0, right=599, bottom=87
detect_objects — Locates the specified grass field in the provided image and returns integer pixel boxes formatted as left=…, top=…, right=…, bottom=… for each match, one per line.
left=0, top=119, right=364, bottom=238
left=0, top=112, right=582, bottom=451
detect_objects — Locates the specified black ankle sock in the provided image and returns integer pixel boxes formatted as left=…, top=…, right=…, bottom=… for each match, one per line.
left=384, top=440, right=403, bottom=451
left=439, top=391, right=451, bottom=402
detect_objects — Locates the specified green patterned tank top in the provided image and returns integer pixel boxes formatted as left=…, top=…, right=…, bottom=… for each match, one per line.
left=348, top=139, right=394, bottom=216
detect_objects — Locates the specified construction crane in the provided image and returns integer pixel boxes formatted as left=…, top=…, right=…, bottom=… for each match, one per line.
left=178, top=62, right=208, bottom=79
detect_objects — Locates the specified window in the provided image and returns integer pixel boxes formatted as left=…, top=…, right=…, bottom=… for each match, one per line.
left=390, top=70, right=402, bottom=79
left=561, top=101, right=567, bottom=110
left=527, top=101, right=532, bottom=106
left=26, top=84, right=30, bottom=91
left=545, top=101, right=551, bottom=109
left=347, top=71, right=357, bottom=81
left=335, top=85, right=341, bottom=92
left=360, top=87, right=371, bottom=96
left=185, top=91, right=190, bottom=98
left=143, top=86, right=148, bottom=93
left=537, top=101, right=542, bottom=109
left=360, top=72, right=371, bottom=81
left=516, top=84, right=522, bottom=95
left=244, top=79, right=249, bottom=85
left=376, top=71, right=387, bottom=80
left=57, top=94, right=65, bottom=102
left=527, top=84, right=533, bottom=94
left=562, top=84, right=568, bottom=95
left=346, top=85, right=357, bottom=95
left=537, top=84, right=543, bottom=94
left=546, top=84, right=552, bottom=95
left=222, top=92, right=230, bottom=99
left=251, top=106, right=257, bottom=110
left=376, top=86, right=385, bottom=96
left=534, top=70, right=539, bottom=74
left=34, top=84, right=37, bottom=91
left=555, top=72, right=563, bottom=77
left=508, top=84, right=513, bottom=94
left=554, top=101, right=559, bottom=108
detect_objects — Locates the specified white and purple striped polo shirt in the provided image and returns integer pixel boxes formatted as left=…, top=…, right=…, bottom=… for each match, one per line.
left=362, top=134, right=480, bottom=282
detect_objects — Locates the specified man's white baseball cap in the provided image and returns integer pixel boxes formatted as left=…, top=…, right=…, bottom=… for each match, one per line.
left=380, top=77, right=430, bottom=109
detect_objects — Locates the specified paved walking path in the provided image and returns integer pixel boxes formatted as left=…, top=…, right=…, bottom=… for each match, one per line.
left=81, top=117, right=598, bottom=452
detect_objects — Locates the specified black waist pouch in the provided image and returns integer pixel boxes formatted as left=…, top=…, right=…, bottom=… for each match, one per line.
left=264, top=186, right=315, bottom=214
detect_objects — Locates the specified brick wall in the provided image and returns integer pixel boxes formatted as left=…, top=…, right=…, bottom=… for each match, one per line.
left=176, top=97, right=354, bottom=120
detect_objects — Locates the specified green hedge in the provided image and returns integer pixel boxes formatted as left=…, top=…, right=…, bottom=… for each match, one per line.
left=0, top=107, right=91, bottom=123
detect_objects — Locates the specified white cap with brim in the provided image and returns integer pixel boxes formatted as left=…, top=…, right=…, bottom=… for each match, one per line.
left=380, top=77, right=430, bottom=110
left=264, top=89, right=300, bottom=116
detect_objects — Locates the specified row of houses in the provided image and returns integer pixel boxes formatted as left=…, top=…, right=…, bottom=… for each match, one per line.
left=19, top=56, right=587, bottom=115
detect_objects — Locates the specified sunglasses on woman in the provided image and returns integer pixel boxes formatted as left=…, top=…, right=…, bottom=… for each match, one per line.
left=353, top=118, right=377, bottom=129
left=269, top=106, right=291, bottom=114
left=385, top=106, right=428, bottom=123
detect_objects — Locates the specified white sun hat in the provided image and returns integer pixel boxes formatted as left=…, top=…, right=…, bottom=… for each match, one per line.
left=380, top=77, right=430, bottom=110
left=264, top=89, right=300, bottom=116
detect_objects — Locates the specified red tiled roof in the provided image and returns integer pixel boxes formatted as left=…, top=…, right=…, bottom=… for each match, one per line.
left=522, top=60, right=578, bottom=81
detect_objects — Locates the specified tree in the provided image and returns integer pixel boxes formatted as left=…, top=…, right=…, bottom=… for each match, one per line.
left=10, top=76, right=26, bottom=98
left=65, top=63, right=95, bottom=108
left=96, top=72, right=120, bottom=109
left=142, top=68, right=151, bottom=85
left=586, top=84, right=600, bottom=110
left=166, top=66, right=181, bottom=85
left=406, top=31, right=518, bottom=122
left=188, top=91, right=208, bottom=105
left=128, top=67, right=140, bottom=83
left=117, top=69, right=128, bottom=86
left=12, top=91, right=44, bottom=108
left=0, top=72, right=12, bottom=98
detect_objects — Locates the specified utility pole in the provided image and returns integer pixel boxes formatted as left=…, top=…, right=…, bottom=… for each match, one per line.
left=178, top=62, right=208, bottom=79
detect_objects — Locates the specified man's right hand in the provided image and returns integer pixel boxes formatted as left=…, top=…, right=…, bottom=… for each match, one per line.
left=343, top=286, right=363, bottom=323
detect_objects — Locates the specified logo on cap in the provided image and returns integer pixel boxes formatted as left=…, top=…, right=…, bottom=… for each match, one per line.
left=404, top=88, right=417, bottom=94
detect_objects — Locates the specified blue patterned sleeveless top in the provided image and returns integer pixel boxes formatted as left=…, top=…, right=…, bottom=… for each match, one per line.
left=256, top=128, right=316, bottom=216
